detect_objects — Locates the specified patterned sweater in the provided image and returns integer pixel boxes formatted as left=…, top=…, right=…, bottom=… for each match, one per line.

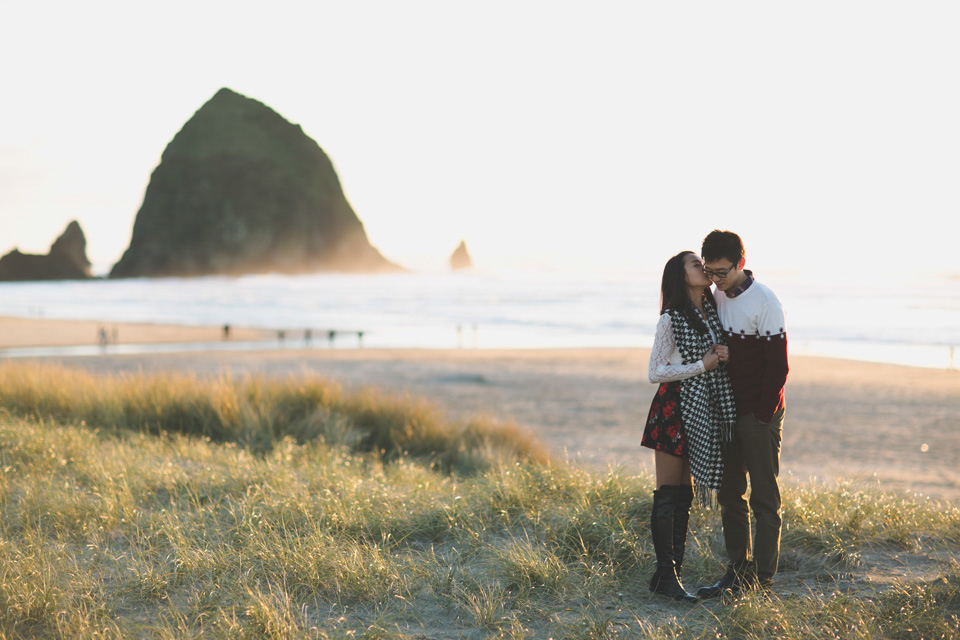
left=714, top=274, right=788, bottom=423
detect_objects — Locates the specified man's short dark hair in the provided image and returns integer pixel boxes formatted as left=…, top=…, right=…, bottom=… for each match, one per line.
left=701, top=229, right=745, bottom=266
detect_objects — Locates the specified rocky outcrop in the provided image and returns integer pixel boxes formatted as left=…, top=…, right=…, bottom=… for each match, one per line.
left=449, top=240, right=473, bottom=270
left=110, top=88, right=401, bottom=278
left=0, top=221, right=92, bottom=281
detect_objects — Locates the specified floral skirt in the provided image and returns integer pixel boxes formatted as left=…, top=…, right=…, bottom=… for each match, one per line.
left=641, top=381, right=686, bottom=457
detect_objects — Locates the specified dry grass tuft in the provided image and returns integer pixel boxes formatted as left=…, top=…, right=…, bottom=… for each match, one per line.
left=0, top=362, right=547, bottom=472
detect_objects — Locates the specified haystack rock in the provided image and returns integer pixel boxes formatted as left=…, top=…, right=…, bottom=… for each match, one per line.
left=0, top=220, right=92, bottom=281
left=110, top=88, right=401, bottom=278
left=449, top=240, right=473, bottom=270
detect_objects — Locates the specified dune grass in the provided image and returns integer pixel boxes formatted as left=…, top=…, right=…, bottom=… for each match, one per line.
left=0, top=362, right=547, bottom=474
left=0, top=363, right=957, bottom=639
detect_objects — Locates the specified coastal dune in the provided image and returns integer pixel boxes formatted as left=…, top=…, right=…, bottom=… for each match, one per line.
left=3, top=316, right=958, bottom=501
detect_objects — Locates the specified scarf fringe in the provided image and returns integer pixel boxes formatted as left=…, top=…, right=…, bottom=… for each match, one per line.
left=695, top=484, right=719, bottom=510
left=722, top=421, right=736, bottom=444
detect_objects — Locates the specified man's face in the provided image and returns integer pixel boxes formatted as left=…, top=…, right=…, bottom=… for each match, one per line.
left=702, top=258, right=744, bottom=292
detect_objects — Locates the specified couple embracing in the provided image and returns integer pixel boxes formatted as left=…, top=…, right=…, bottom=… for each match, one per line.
left=643, top=229, right=788, bottom=602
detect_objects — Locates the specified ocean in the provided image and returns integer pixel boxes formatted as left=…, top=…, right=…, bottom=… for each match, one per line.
left=1, top=269, right=958, bottom=370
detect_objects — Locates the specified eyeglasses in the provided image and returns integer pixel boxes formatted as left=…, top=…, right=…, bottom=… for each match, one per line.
left=703, top=264, right=736, bottom=280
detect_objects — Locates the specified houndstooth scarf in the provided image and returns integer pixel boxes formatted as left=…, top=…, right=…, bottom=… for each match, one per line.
left=667, top=305, right=738, bottom=506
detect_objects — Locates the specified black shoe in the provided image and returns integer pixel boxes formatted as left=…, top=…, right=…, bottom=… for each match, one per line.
left=649, top=487, right=698, bottom=603
left=696, top=568, right=751, bottom=599
left=651, top=566, right=698, bottom=603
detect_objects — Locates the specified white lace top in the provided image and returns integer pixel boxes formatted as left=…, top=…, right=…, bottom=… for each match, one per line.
left=648, top=313, right=717, bottom=383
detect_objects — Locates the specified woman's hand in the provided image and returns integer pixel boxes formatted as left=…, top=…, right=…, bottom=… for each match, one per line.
left=702, top=347, right=720, bottom=371
left=712, top=344, right=729, bottom=363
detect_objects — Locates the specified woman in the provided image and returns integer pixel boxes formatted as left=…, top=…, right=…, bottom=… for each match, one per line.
left=642, top=251, right=737, bottom=602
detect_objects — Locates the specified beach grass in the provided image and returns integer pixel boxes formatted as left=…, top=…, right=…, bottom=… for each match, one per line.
left=0, top=362, right=548, bottom=474
left=0, top=363, right=957, bottom=639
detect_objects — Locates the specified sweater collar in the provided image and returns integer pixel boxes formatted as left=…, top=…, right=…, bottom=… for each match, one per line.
left=725, top=269, right=755, bottom=298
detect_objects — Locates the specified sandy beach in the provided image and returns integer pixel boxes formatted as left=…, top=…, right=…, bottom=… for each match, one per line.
left=0, top=315, right=266, bottom=347
left=3, top=316, right=959, bottom=501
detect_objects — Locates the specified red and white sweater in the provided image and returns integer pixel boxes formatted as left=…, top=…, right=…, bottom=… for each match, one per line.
left=714, top=276, right=788, bottom=423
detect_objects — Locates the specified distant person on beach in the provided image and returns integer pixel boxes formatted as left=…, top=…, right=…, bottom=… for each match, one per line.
left=643, top=250, right=736, bottom=602
left=696, top=229, right=788, bottom=598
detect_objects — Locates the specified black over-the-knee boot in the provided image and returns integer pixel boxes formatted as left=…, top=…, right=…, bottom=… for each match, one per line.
left=649, top=486, right=697, bottom=603
left=673, top=485, right=694, bottom=580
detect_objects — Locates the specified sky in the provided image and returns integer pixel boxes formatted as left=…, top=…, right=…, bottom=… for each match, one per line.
left=2, top=1, right=959, bottom=277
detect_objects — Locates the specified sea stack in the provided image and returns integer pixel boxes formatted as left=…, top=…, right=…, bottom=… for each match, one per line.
left=0, top=221, right=92, bottom=281
left=110, top=88, right=401, bottom=278
left=449, top=240, right=473, bottom=270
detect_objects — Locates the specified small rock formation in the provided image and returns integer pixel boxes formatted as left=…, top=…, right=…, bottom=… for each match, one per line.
left=110, top=88, right=401, bottom=278
left=449, top=240, right=473, bottom=270
left=0, top=221, right=92, bottom=281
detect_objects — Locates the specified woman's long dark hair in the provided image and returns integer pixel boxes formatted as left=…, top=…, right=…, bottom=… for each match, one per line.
left=660, top=250, right=714, bottom=335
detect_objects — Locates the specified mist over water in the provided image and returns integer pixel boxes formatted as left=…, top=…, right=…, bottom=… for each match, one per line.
left=1, top=269, right=958, bottom=369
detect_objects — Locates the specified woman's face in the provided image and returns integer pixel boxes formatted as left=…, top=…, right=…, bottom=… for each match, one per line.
left=683, top=253, right=710, bottom=288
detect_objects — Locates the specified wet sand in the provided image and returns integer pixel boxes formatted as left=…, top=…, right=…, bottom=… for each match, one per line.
left=0, top=315, right=265, bottom=347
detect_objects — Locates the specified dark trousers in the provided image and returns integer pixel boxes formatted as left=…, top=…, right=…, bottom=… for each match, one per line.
left=717, top=408, right=784, bottom=581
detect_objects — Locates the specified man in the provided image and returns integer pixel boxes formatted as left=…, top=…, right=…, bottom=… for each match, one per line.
left=697, top=229, right=788, bottom=597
